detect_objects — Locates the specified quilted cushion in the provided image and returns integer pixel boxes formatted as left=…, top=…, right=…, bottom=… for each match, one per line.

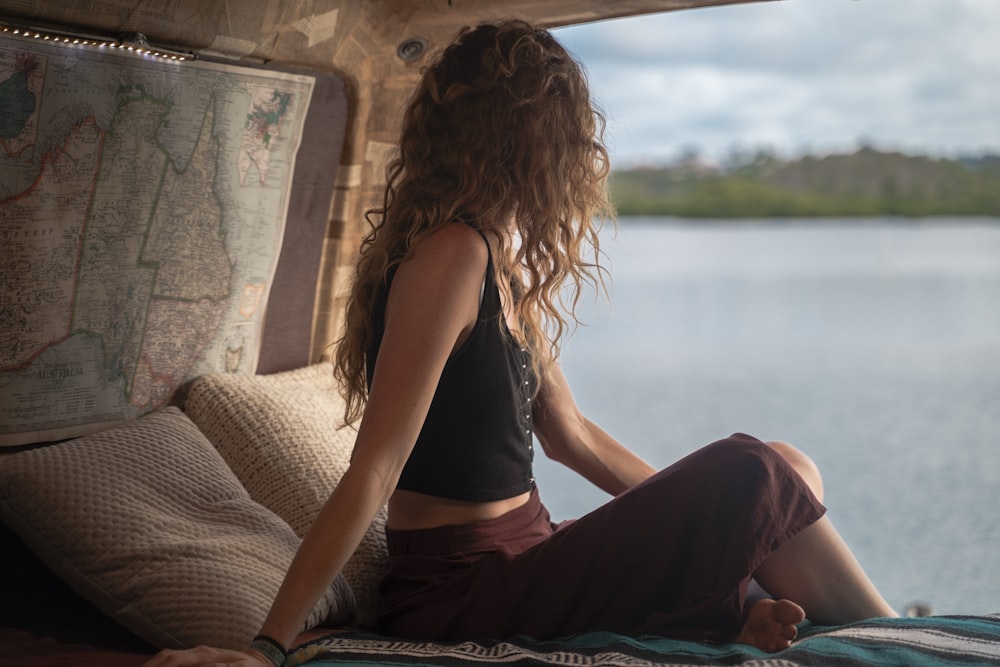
left=0, top=407, right=355, bottom=650
left=184, top=362, right=388, bottom=628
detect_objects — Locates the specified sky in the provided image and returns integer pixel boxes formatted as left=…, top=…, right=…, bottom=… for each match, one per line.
left=553, top=0, right=1000, bottom=168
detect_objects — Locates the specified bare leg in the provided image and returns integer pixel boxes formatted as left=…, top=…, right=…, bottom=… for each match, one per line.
left=737, top=439, right=893, bottom=649
left=745, top=439, right=827, bottom=607
left=754, top=515, right=898, bottom=625
left=765, top=440, right=824, bottom=503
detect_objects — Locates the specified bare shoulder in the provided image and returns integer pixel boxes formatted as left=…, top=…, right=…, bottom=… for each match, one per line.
left=388, top=223, right=488, bottom=321
left=408, top=222, right=488, bottom=270
left=380, top=222, right=489, bottom=361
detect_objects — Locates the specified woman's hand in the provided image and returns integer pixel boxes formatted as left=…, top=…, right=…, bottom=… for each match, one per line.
left=142, top=645, right=271, bottom=667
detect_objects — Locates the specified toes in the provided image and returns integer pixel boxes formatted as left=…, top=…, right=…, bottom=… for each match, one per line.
left=781, top=623, right=799, bottom=641
left=738, top=599, right=804, bottom=653
left=774, top=599, right=806, bottom=625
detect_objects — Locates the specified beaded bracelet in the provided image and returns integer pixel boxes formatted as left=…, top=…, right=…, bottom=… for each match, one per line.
left=249, top=635, right=287, bottom=667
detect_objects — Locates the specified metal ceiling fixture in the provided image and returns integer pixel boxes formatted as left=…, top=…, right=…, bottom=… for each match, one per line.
left=397, top=37, right=427, bottom=61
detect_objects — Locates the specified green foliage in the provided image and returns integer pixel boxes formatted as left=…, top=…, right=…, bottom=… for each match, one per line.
left=610, top=149, right=1000, bottom=218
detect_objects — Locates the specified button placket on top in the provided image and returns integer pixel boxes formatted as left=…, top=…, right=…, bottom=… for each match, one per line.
left=519, top=346, right=535, bottom=486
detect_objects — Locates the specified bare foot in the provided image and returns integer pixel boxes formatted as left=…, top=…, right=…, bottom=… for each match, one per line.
left=736, top=598, right=806, bottom=652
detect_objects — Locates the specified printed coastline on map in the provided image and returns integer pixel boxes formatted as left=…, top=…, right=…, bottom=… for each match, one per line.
left=0, top=33, right=315, bottom=446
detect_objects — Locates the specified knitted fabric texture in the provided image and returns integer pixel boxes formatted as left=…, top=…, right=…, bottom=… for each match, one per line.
left=0, top=407, right=353, bottom=649
left=185, top=362, right=388, bottom=628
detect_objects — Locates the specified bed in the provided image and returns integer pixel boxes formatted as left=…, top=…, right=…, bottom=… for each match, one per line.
left=291, top=618, right=1000, bottom=666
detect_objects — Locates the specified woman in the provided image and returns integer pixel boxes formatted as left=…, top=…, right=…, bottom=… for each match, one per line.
left=147, top=20, right=895, bottom=667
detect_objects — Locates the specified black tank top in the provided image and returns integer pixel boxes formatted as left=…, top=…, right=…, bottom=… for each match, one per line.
left=365, top=228, right=537, bottom=502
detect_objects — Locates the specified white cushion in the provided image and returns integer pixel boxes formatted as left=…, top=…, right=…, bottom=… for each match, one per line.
left=184, top=363, right=388, bottom=628
left=0, top=407, right=355, bottom=649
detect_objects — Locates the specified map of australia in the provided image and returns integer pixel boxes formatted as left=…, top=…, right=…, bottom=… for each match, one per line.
left=0, top=35, right=314, bottom=445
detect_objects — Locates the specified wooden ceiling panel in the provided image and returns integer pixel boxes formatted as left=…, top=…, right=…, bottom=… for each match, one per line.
left=0, top=1, right=774, bottom=68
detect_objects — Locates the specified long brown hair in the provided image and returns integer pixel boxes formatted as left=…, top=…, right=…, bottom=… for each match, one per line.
left=334, top=20, right=614, bottom=424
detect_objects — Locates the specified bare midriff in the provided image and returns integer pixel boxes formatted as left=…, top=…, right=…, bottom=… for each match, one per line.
left=386, top=488, right=532, bottom=530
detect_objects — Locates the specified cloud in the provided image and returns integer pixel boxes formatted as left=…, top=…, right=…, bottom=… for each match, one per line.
left=554, top=0, right=1000, bottom=166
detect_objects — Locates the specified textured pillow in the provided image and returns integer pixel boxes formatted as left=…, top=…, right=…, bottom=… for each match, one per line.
left=0, top=407, right=355, bottom=650
left=184, top=362, right=388, bottom=628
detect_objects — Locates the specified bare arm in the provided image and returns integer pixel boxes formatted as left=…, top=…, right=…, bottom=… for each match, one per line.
left=256, top=224, right=487, bottom=647
left=144, top=224, right=487, bottom=665
left=532, top=363, right=656, bottom=495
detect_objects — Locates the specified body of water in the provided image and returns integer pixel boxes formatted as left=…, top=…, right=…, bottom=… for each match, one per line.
left=533, top=217, right=1000, bottom=617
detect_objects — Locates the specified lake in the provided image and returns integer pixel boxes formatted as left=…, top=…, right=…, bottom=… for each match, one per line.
left=532, top=217, right=1000, bottom=617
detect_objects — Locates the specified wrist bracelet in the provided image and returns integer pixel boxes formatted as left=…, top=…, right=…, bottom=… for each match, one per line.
left=250, top=635, right=287, bottom=667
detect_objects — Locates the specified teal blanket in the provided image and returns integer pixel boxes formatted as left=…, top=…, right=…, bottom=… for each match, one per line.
left=289, top=615, right=1000, bottom=666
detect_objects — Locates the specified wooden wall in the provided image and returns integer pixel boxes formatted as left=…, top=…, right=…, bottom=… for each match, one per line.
left=0, top=0, right=771, bottom=362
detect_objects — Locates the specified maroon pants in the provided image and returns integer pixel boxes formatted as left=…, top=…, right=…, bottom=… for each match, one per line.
left=378, top=434, right=826, bottom=642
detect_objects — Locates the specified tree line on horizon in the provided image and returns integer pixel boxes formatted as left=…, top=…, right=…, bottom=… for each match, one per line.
left=609, top=148, right=1000, bottom=218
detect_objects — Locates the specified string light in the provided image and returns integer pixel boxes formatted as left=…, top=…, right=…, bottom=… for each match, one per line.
left=0, top=21, right=194, bottom=61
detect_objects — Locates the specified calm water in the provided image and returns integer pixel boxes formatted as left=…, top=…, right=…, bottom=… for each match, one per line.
left=533, top=217, right=1000, bottom=617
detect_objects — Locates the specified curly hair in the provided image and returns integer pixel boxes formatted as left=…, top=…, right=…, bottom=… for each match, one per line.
left=334, top=20, right=614, bottom=424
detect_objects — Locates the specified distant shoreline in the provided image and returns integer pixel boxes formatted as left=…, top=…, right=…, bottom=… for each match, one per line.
left=610, top=148, right=1000, bottom=219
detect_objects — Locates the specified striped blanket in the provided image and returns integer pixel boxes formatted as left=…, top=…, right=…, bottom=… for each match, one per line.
left=289, top=615, right=1000, bottom=666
